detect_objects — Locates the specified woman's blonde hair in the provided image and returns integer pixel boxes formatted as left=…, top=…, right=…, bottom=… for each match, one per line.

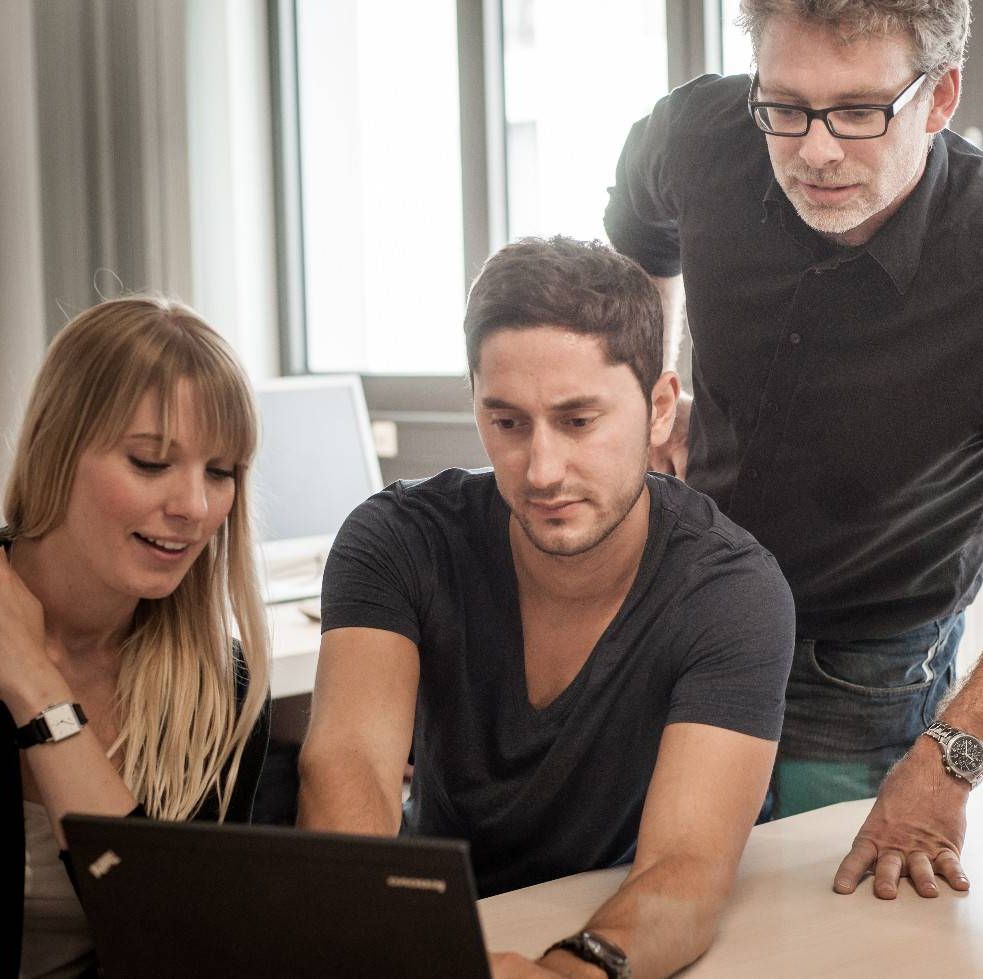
left=2, top=297, right=269, bottom=821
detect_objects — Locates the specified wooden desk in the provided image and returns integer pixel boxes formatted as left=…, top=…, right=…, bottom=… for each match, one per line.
left=479, top=794, right=983, bottom=978
left=267, top=600, right=321, bottom=699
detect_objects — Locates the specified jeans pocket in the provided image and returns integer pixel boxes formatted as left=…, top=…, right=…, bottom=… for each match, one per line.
left=807, top=642, right=935, bottom=698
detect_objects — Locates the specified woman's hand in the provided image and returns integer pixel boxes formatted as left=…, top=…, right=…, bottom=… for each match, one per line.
left=0, top=547, right=67, bottom=715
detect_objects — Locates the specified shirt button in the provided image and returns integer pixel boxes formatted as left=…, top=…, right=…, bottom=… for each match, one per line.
left=748, top=467, right=760, bottom=480
left=765, top=401, right=779, bottom=413
left=789, top=332, right=801, bottom=345
left=811, top=267, right=823, bottom=275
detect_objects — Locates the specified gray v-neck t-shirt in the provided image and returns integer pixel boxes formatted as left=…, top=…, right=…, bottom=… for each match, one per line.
left=321, top=468, right=794, bottom=896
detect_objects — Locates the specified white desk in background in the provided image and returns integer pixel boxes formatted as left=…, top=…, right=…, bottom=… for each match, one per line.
left=267, top=600, right=322, bottom=699
left=479, top=794, right=983, bottom=979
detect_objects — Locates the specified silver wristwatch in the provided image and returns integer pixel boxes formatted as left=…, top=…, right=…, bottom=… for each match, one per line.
left=923, top=722, right=983, bottom=788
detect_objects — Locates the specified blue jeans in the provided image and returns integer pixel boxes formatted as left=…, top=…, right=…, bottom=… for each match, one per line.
left=767, top=613, right=964, bottom=820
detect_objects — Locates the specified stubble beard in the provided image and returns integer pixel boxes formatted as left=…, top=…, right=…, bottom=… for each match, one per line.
left=777, top=138, right=928, bottom=238
left=511, top=472, right=649, bottom=559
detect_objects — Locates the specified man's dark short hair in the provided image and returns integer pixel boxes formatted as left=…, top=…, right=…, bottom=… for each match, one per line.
left=463, top=236, right=664, bottom=399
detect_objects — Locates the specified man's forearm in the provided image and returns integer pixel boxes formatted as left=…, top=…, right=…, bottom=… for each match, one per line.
left=297, top=745, right=402, bottom=835
left=938, top=652, right=983, bottom=731
left=651, top=274, right=685, bottom=374
left=542, top=854, right=728, bottom=979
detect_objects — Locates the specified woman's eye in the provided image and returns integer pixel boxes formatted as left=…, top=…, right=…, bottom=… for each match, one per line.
left=129, top=455, right=167, bottom=472
left=208, top=466, right=236, bottom=480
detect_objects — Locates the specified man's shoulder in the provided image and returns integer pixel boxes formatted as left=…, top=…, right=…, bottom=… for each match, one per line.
left=658, top=73, right=754, bottom=145
left=937, top=130, right=983, bottom=236
left=648, top=473, right=764, bottom=556
left=642, top=73, right=767, bottom=199
left=384, top=467, right=496, bottom=507
left=357, top=467, right=499, bottom=536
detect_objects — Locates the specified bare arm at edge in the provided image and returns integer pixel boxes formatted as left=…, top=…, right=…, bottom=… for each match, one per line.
left=297, top=626, right=418, bottom=835
left=649, top=274, right=691, bottom=478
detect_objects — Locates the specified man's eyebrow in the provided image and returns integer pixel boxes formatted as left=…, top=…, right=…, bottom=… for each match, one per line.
left=757, top=81, right=896, bottom=103
left=479, top=396, right=605, bottom=411
left=550, top=396, right=605, bottom=412
left=479, top=397, right=520, bottom=410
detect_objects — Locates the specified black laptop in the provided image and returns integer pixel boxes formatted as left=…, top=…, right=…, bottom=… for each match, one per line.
left=62, top=815, right=492, bottom=979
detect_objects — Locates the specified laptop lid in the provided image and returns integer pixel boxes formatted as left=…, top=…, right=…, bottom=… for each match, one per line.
left=63, top=815, right=491, bottom=979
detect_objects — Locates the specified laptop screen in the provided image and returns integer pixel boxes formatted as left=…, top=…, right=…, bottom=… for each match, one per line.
left=63, top=815, right=491, bottom=979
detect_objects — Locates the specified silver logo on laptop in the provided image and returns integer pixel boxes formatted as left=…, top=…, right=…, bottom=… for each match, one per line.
left=385, top=875, right=447, bottom=894
left=89, top=850, right=122, bottom=879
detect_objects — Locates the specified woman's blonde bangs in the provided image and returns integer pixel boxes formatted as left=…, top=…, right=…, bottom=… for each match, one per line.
left=4, top=297, right=258, bottom=538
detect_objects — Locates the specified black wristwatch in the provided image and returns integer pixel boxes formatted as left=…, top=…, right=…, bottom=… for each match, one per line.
left=544, top=930, right=631, bottom=978
left=15, top=702, right=88, bottom=749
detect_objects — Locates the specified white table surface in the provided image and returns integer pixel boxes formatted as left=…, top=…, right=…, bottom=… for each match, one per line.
left=479, top=793, right=983, bottom=978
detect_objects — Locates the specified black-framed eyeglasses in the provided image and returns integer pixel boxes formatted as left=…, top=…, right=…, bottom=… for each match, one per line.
left=747, top=72, right=928, bottom=139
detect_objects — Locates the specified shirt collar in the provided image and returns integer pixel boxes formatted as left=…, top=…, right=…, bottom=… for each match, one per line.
left=761, top=133, right=948, bottom=294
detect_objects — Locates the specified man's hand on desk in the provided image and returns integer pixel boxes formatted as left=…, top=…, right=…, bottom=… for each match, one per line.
left=490, top=950, right=605, bottom=978
left=833, top=736, right=970, bottom=899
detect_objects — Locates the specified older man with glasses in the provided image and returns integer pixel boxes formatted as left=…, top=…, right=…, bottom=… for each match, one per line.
left=606, top=0, right=983, bottom=903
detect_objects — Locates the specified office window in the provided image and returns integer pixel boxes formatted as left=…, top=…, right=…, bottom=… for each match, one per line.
left=283, top=1, right=681, bottom=375
left=503, top=0, right=669, bottom=241
left=296, top=0, right=466, bottom=374
left=721, top=0, right=754, bottom=76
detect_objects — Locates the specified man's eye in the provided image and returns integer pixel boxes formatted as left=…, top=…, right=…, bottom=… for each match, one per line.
left=492, top=418, right=519, bottom=431
left=129, top=455, right=167, bottom=472
left=838, top=108, right=877, bottom=121
left=565, top=417, right=596, bottom=429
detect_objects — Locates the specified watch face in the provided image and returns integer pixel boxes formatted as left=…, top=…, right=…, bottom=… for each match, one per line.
left=948, top=734, right=983, bottom=776
left=46, top=703, right=83, bottom=742
left=583, top=932, right=628, bottom=968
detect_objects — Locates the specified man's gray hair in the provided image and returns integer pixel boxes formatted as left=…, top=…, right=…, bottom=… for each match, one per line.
left=738, top=1, right=972, bottom=78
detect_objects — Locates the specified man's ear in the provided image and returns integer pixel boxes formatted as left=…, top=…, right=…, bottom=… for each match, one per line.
left=649, top=371, right=680, bottom=448
left=926, top=68, right=960, bottom=134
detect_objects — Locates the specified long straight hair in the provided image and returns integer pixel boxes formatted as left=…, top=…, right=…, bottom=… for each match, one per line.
left=2, top=297, right=269, bottom=820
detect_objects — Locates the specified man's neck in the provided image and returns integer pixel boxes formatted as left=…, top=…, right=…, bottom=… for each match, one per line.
left=510, top=487, right=651, bottom=605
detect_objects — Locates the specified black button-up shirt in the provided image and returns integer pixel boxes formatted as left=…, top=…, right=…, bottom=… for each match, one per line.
left=606, top=73, right=983, bottom=639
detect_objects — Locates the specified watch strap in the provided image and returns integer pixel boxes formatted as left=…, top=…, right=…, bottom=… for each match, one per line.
left=544, top=930, right=631, bottom=978
left=15, top=702, right=88, bottom=749
left=923, top=721, right=983, bottom=788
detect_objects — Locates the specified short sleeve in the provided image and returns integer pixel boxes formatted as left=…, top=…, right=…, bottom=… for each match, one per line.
left=605, top=93, right=693, bottom=276
left=604, top=74, right=728, bottom=276
left=320, top=490, right=430, bottom=647
left=665, top=544, right=795, bottom=741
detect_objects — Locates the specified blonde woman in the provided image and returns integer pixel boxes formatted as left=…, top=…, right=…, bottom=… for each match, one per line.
left=1, top=298, right=271, bottom=979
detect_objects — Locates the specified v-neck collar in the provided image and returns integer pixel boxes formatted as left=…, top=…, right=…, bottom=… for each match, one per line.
left=489, top=481, right=659, bottom=725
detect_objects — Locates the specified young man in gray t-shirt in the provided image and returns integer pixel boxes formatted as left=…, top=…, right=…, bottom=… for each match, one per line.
left=299, top=237, right=794, bottom=979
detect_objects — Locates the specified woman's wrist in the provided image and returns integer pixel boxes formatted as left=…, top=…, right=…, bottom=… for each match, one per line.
left=4, top=670, right=75, bottom=726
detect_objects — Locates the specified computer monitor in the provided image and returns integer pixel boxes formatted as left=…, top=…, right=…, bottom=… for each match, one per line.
left=252, top=374, right=383, bottom=603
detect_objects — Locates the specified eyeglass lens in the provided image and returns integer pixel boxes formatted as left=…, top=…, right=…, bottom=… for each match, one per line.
left=753, top=105, right=887, bottom=137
